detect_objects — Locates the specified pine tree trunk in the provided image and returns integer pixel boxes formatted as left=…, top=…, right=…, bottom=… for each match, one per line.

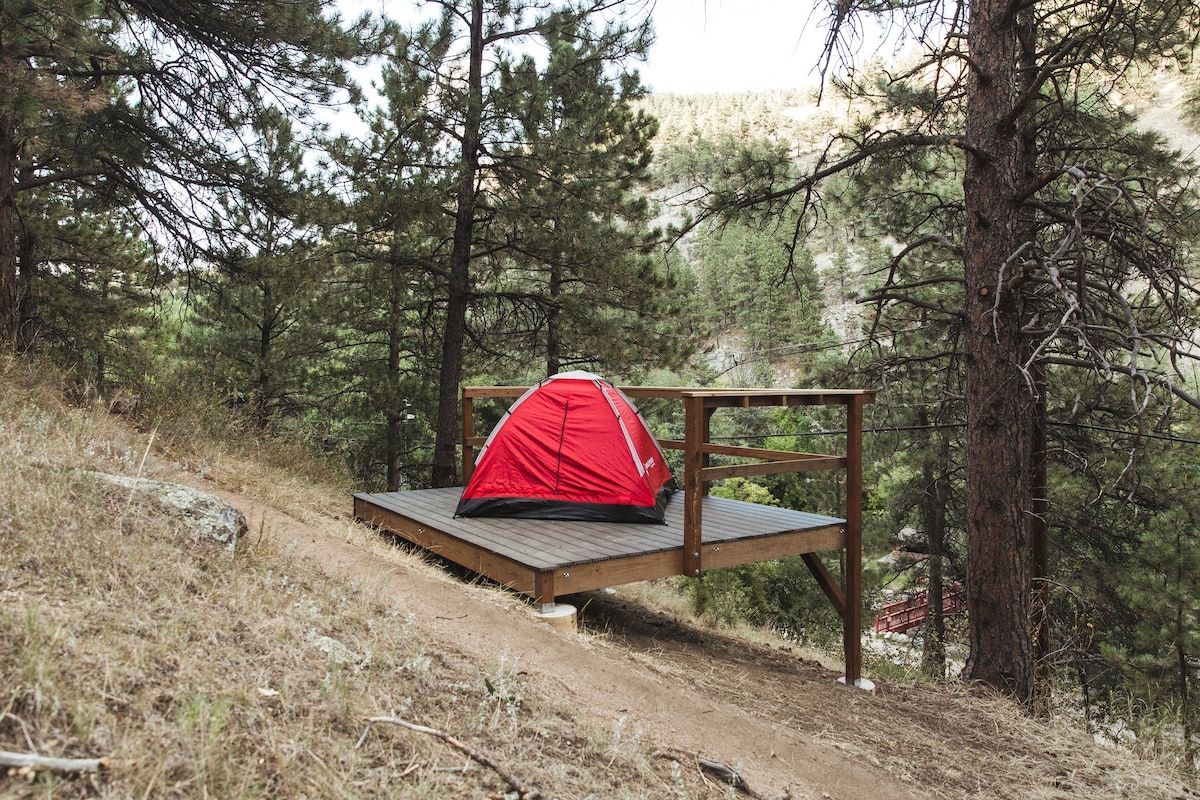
left=256, top=282, right=273, bottom=430
left=0, top=112, right=17, bottom=345
left=920, top=408, right=950, bottom=677
left=1177, top=636, right=1195, bottom=769
left=961, top=0, right=1037, bottom=706
left=546, top=262, right=561, bottom=376
left=386, top=255, right=404, bottom=492
left=431, top=0, right=484, bottom=488
left=16, top=213, right=38, bottom=352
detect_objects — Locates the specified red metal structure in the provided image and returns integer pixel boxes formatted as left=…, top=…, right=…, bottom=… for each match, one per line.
left=873, top=587, right=965, bottom=634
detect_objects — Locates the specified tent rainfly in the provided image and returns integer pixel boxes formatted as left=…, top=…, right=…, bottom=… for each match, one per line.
left=455, top=371, right=676, bottom=523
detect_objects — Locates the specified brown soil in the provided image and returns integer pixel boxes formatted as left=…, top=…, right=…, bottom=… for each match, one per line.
left=199, top=472, right=1197, bottom=800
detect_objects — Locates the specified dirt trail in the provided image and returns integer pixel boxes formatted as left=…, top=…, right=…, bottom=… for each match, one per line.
left=205, top=481, right=922, bottom=800
left=198, top=475, right=1196, bottom=800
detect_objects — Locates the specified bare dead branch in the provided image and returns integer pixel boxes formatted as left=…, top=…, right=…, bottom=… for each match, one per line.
left=357, top=716, right=541, bottom=800
left=1041, top=356, right=1200, bottom=409
left=863, top=291, right=965, bottom=318
left=652, top=747, right=789, bottom=800
left=0, top=750, right=112, bottom=774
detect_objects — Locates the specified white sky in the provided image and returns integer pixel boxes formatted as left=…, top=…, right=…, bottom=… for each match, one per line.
left=339, top=0, right=856, bottom=95
left=639, top=0, right=831, bottom=94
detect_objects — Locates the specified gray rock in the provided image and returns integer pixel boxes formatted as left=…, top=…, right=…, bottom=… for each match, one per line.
left=90, top=473, right=247, bottom=552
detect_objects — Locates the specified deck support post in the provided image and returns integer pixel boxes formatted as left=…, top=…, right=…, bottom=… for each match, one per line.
left=682, top=396, right=710, bottom=578
left=843, top=395, right=865, bottom=685
left=534, top=571, right=556, bottom=611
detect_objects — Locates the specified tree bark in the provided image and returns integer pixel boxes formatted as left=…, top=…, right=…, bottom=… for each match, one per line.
left=920, top=406, right=950, bottom=677
left=546, top=261, right=562, bottom=376
left=1177, top=636, right=1195, bottom=769
left=431, top=0, right=484, bottom=488
left=0, top=111, right=17, bottom=346
left=960, top=0, right=1037, bottom=705
left=256, top=280, right=274, bottom=430
left=386, top=251, right=405, bottom=491
left=15, top=203, right=38, bottom=353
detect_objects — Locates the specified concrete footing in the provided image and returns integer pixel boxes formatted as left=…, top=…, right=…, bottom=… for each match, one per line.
left=533, top=603, right=578, bottom=632
left=837, top=676, right=877, bottom=693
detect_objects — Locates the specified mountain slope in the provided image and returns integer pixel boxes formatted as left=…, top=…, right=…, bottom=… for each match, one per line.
left=0, top=365, right=1194, bottom=799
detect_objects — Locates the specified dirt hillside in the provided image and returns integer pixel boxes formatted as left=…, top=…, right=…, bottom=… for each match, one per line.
left=188, top=459, right=1197, bottom=800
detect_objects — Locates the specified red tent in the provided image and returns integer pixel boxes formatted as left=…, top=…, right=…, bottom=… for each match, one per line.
left=455, top=371, right=676, bottom=523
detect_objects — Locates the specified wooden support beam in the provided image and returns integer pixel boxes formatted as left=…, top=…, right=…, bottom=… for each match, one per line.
left=552, top=550, right=683, bottom=595
left=801, top=552, right=846, bottom=617
left=682, top=395, right=705, bottom=577
left=698, top=442, right=840, bottom=462
left=705, top=525, right=844, bottom=570
left=534, top=571, right=555, bottom=612
left=354, top=499, right=537, bottom=596
left=462, top=386, right=527, bottom=399
left=701, top=456, right=845, bottom=482
left=702, top=407, right=715, bottom=496
left=843, top=395, right=865, bottom=684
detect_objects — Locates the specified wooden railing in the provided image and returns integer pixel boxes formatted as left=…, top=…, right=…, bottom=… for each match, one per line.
left=462, top=383, right=877, bottom=683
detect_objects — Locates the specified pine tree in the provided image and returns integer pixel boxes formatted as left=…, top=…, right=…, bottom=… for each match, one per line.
left=701, top=0, right=1200, bottom=707
left=479, top=13, right=688, bottom=377
left=17, top=185, right=157, bottom=393
left=329, top=19, right=453, bottom=490
left=384, top=0, right=669, bottom=487
left=188, top=110, right=334, bottom=430
left=0, top=0, right=374, bottom=346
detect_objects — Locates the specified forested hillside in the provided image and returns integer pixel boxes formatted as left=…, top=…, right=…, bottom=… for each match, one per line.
left=2, top=0, right=1200, bottom=784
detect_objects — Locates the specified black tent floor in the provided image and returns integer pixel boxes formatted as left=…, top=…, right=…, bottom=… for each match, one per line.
left=353, top=487, right=846, bottom=603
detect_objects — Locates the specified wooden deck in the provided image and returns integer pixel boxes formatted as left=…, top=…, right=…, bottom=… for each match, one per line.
left=353, top=487, right=846, bottom=601
left=355, top=384, right=875, bottom=684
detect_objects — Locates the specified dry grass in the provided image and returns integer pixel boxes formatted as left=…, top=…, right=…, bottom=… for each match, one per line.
left=576, top=586, right=1200, bottom=800
left=2, top=354, right=1197, bottom=800
left=0, top=357, right=696, bottom=799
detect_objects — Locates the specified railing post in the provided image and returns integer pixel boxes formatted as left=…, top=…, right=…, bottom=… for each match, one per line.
left=682, top=394, right=705, bottom=577
left=844, top=395, right=865, bottom=685
left=461, top=390, right=475, bottom=484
